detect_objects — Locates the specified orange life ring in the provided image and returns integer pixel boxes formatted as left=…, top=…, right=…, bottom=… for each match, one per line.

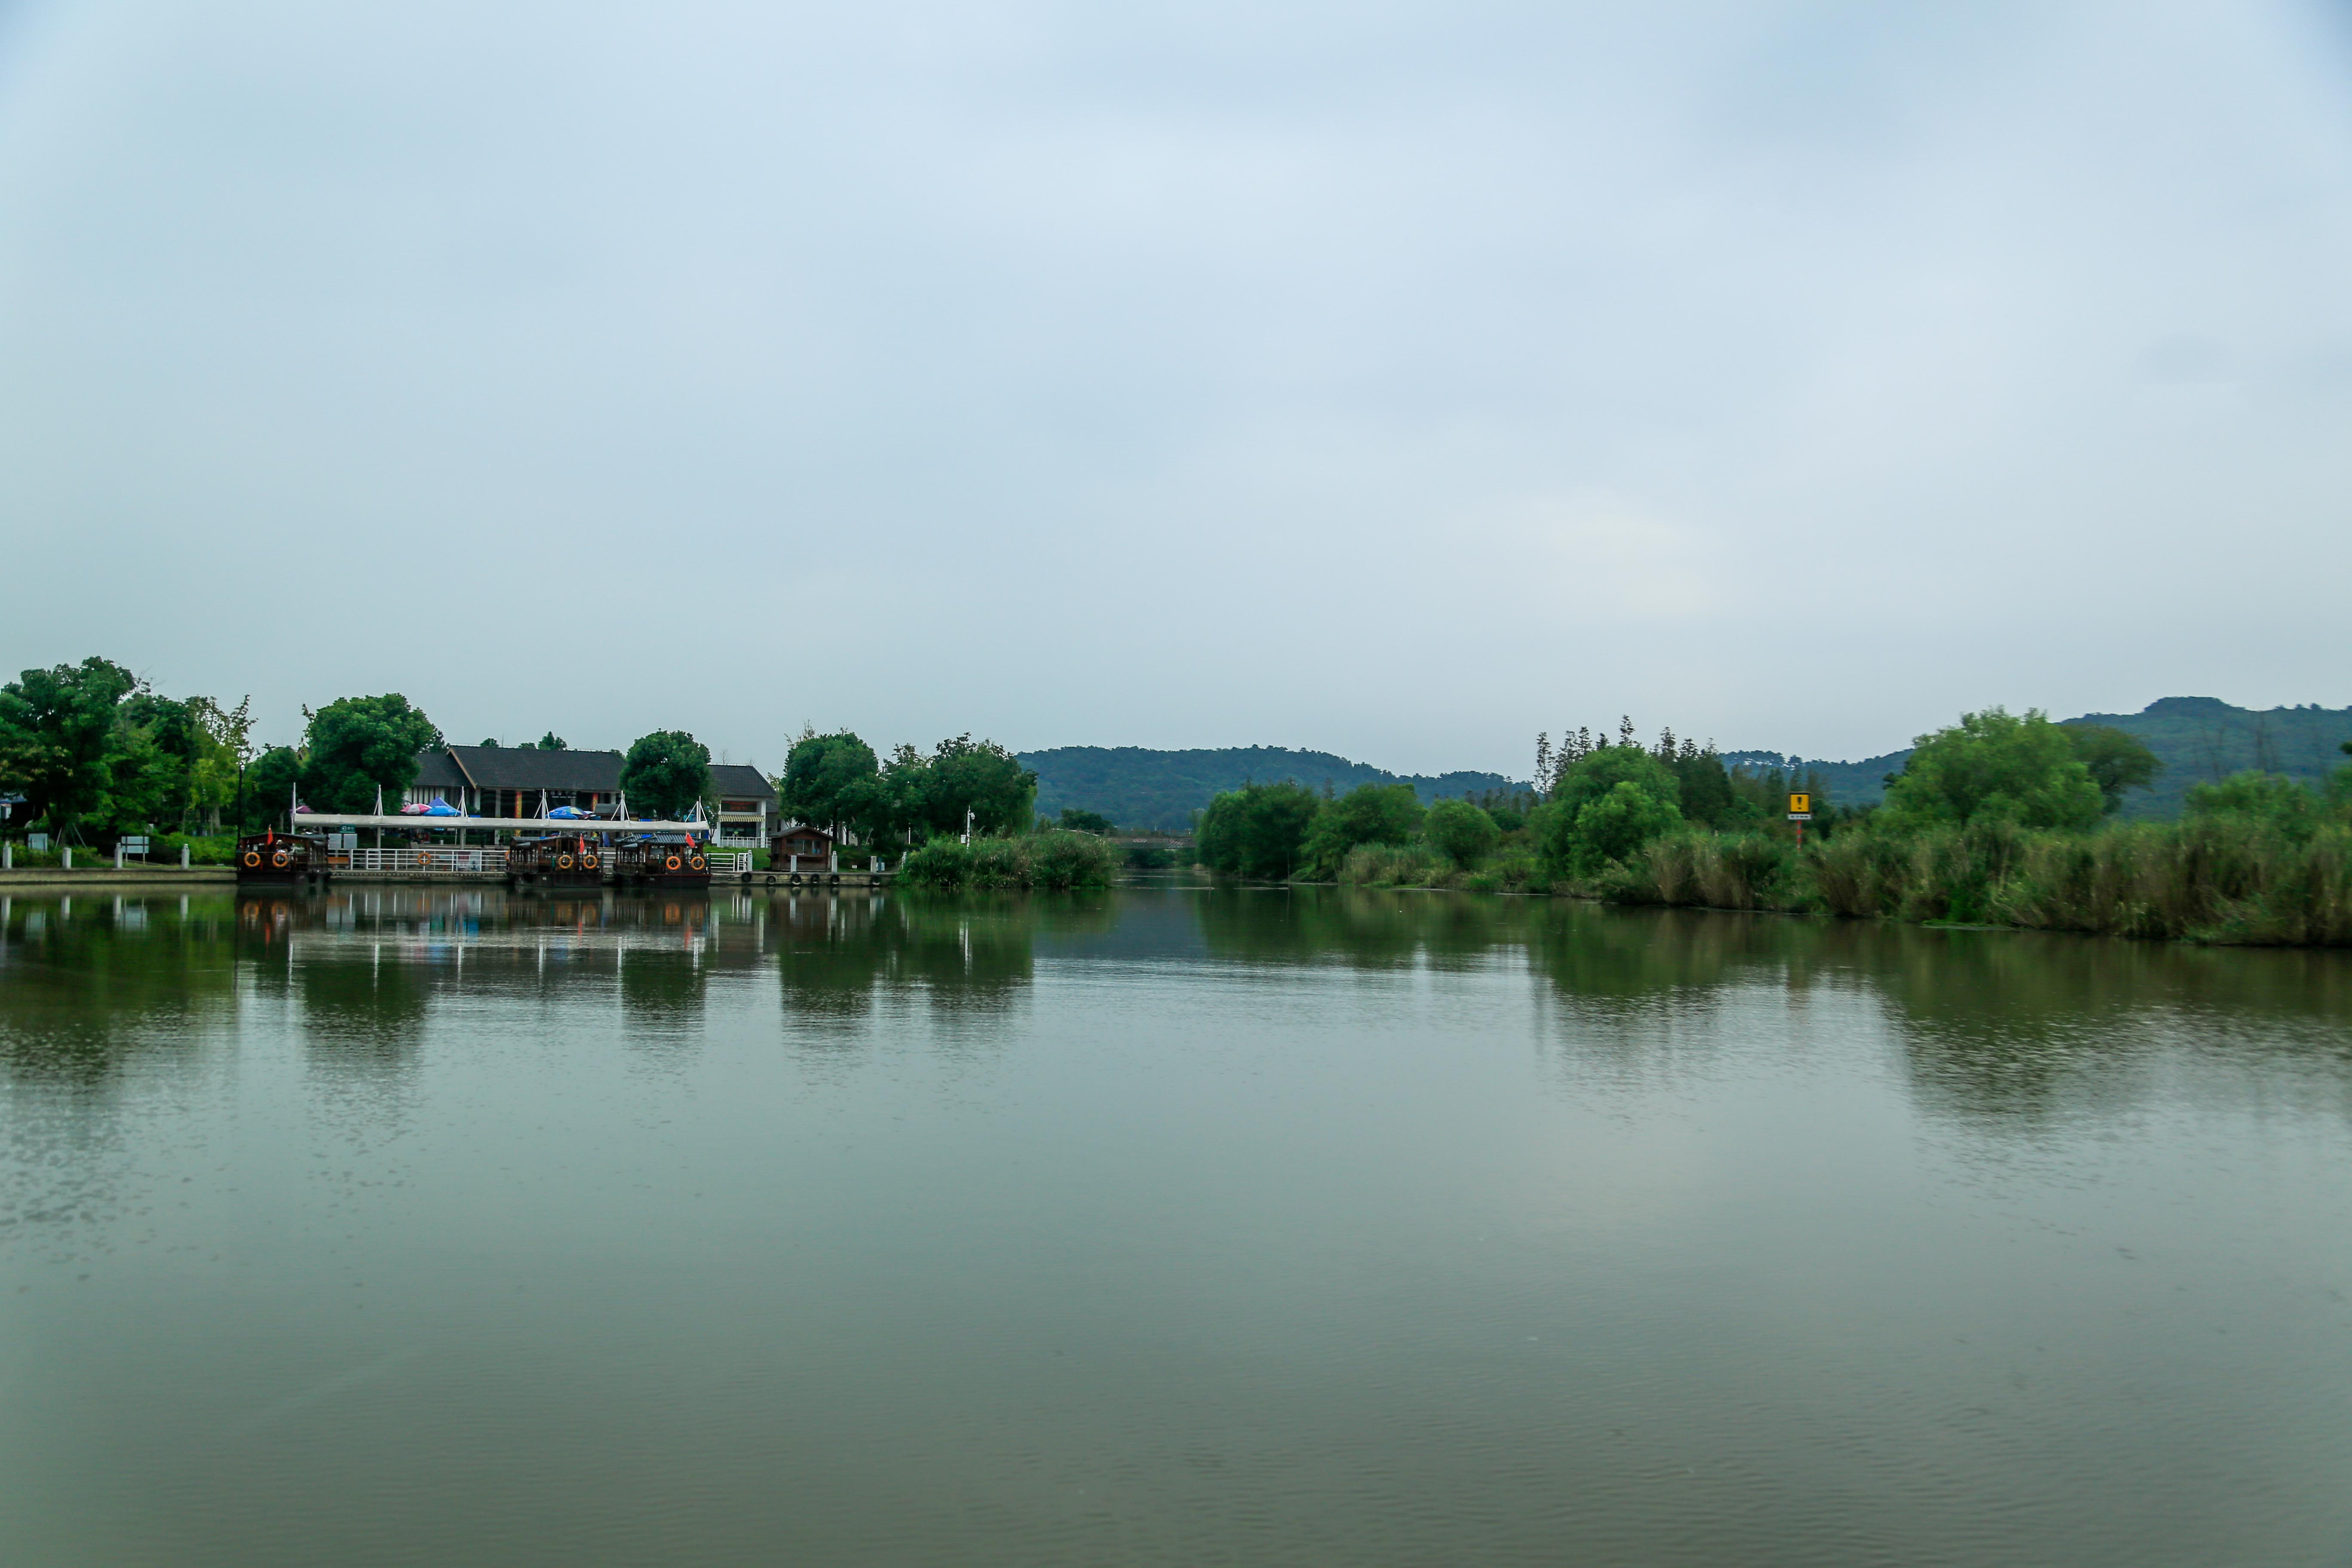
left=689, top=854, right=706, bottom=871
left=556, top=853, right=574, bottom=870
left=242, top=850, right=261, bottom=868
left=664, top=854, right=682, bottom=872
left=272, top=848, right=291, bottom=868
left=581, top=853, right=599, bottom=869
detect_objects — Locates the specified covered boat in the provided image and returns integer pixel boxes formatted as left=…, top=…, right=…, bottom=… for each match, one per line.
left=505, top=834, right=606, bottom=888
left=612, top=835, right=710, bottom=888
left=235, top=830, right=329, bottom=885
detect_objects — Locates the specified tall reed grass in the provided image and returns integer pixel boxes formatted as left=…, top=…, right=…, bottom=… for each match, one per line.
left=1603, top=820, right=2352, bottom=946
left=1601, top=831, right=1797, bottom=911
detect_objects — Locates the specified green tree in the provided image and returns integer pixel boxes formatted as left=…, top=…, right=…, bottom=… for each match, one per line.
left=0, top=656, right=143, bottom=839
left=621, top=730, right=713, bottom=821
left=1057, top=807, right=1117, bottom=835
left=2065, top=724, right=2161, bottom=814
left=1536, top=743, right=1684, bottom=876
left=1550, top=743, right=1681, bottom=820
left=1482, top=794, right=1529, bottom=834
left=1662, top=744, right=1743, bottom=828
left=781, top=730, right=881, bottom=837
left=1197, top=781, right=1324, bottom=878
left=1880, top=708, right=2104, bottom=832
left=183, top=696, right=253, bottom=833
left=903, top=735, right=1035, bottom=839
left=871, top=743, right=932, bottom=845
left=98, top=721, right=176, bottom=837
left=536, top=732, right=567, bottom=750
left=302, top=695, right=442, bottom=814
left=1424, top=799, right=1500, bottom=867
left=110, top=689, right=248, bottom=834
left=1571, top=780, right=1684, bottom=873
left=93, top=690, right=189, bottom=836
left=246, top=745, right=306, bottom=827
left=1299, top=783, right=1425, bottom=876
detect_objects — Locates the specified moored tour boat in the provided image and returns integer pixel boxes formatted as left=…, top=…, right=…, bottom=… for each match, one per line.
left=505, top=834, right=607, bottom=888
left=612, top=835, right=711, bottom=888
left=235, top=831, right=329, bottom=885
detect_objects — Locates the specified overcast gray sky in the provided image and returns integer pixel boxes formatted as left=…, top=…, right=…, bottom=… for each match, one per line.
left=3, top=0, right=2349, bottom=775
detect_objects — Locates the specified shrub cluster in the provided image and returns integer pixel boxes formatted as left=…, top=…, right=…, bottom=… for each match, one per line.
left=896, top=829, right=1118, bottom=891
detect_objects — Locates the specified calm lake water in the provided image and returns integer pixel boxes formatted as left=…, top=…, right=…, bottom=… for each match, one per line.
left=2, top=884, right=2349, bottom=1567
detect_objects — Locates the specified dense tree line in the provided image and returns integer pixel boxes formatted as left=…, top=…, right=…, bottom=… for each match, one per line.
left=0, top=657, right=256, bottom=842
left=1195, top=710, right=2186, bottom=898
left=779, top=729, right=1036, bottom=848
left=1194, top=721, right=1840, bottom=884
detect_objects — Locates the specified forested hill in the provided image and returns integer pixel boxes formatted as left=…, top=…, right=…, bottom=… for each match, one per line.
left=1719, top=748, right=1912, bottom=811
left=1731, top=697, right=2352, bottom=818
left=1022, top=746, right=1513, bottom=833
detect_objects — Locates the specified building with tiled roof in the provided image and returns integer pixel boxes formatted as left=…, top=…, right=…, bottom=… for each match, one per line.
left=403, top=745, right=778, bottom=842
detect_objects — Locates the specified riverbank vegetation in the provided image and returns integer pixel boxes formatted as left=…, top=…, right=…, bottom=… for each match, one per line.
left=1194, top=709, right=2352, bottom=946
left=897, top=830, right=1119, bottom=891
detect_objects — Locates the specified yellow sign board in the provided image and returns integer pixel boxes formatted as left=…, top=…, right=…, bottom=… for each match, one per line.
left=1787, top=793, right=1811, bottom=815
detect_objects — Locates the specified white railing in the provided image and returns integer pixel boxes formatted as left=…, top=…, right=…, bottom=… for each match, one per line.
left=707, top=851, right=753, bottom=876
left=329, top=847, right=508, bottom=873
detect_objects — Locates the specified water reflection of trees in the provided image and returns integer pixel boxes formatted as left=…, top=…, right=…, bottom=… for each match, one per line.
left=771, top=894, right=894, bottom=1035
left=1200, top=888, right=1811, bottom=996
left=1195, top=887, right=1528, bottom=971
left=1865, top=925, right=2352, bottom=1122
left=1526, top=907, right=2352, bottom=1121
left=619, top=950, right=707, bottom=1028
left=1192, top=888, right=2352, bottom=1123
left=1524, top=902, right=1804, bottom=1001
left=0, top=895, right=239, bottom=1084
left=771, top=892, right=1102, bottom=1034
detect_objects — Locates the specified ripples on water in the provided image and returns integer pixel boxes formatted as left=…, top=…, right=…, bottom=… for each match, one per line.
left=1, top=885, right=2349, bottom=1567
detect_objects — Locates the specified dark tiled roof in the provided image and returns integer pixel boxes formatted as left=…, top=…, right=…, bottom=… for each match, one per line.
left=410, top=747, right=775, bottom=801
left=412, top=750, right=469, bottom=789
left=709, top=763, right=778, bottom=803
left=447, top=746, right=627, bottom=792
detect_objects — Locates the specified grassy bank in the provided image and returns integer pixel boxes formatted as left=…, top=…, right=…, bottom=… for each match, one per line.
left=897, top=830, right=1118, bottom=891
left=1325, top=821, right=2352, bottom=947
left=1594, top=819, right=2352, bottom=946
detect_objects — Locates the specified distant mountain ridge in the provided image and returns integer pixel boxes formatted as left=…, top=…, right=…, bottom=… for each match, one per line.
left=1730, top=697, right=2352, bottom=818
left=1021, top=746, right=1513, bottom=833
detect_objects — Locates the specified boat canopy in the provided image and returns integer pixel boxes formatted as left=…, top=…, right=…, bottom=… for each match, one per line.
left=295, top=813, right=710, bottom=834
